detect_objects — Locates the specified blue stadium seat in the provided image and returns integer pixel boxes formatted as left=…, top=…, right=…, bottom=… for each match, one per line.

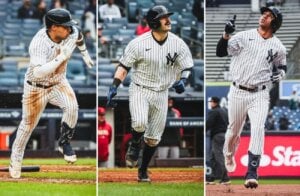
left=127, top=2, right=138, bottom=22
left=118, top=29, right=135, bottom=36
left=104, top=23, right=126, bottom=30
left=0, top=77, right=18, bottom=86
left=193, top=59, right=204, bottom=67
left=2, top=60, right=18, bottom=72
left=112, top=17, right=128, bottom=25
left=192, top=66, right=204, bottom=91
left=99, top=58, right=111, bottom=64
left=99, top=78, right=113, bottom=87
left=126, top=23, right=138, bottom=30
left=99, top=71, right=113, bottom=79
left=67, top=60, right=86, bottom=81
left=98, top=64, right=116, bottom=74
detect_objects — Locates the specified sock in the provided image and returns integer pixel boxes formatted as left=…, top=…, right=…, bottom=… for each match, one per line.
left=140, top=144, right=157, bottom=171
left=131, top=129, right=143, bottom=148
left=247, top=151, right=261, bottom=173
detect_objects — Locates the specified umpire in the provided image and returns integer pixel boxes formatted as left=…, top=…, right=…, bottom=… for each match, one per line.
left=206, top=97, right=230, bottom=185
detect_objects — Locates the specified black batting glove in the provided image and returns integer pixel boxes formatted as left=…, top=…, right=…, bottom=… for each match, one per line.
left=225, top=15, right=236, bottom=34
left=106, top=86, right=118, bottom=108
left=172, top=79, right=186, bottom=94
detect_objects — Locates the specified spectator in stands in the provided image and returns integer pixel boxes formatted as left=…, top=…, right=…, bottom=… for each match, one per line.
left=206, top=0, right=219, bottom=7
left=289, top=90, right=299, bottom=110
left=266, top=0, right=275, bottom=7
left=98, top=25, right=109, bottom=57
left=82, top=0, right=96, bottom=39
left=99, top=0, right=121, bottom=22
left=135, top=16, right=151, bottom=36
left=157, top=97, right=183, bottom=159
left=50, top=0, right=68, bottom=10
left=34, top=0, right=47, bottom=23
left=98, top=107, right=113, bottom=167
left=265, top=111, right=275, bottom=130
left=193, top=0, right=204, bottom=24
left=279, top=114, right=289, bottom=130
left=206, top=96, right=230, bottom=185
left=18, top=0, right=37, bottom=19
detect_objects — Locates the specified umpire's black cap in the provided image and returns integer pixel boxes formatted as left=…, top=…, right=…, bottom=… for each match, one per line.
left=45, top=8, right=77, bottom=29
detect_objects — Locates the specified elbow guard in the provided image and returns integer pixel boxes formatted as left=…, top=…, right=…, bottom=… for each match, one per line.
left=216, top=36, right=228, bottom=57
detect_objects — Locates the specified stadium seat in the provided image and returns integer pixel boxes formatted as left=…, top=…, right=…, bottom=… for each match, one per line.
left=127, top=2, right=138, bottom=22
left=104, top=23, right=126, bottom=30
left=99, top=78, right=113, bottom=87
left=112, top=17, right=128, bottom=25
left=192, top=66, right=204, bottom=91
left=67, top=60, right=86, bottom=81
left=118, top=29, right=135, bottom=36
left=126, top=23, right=138, bottom=30
left=99, top=71, right=113, bottom=79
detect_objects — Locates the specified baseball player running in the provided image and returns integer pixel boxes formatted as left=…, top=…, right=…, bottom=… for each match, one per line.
left=216, top=7, right=286, bottom=188
left=9, top=8, right=94, bottom=179
left=107, top=5, right=193, bottom=182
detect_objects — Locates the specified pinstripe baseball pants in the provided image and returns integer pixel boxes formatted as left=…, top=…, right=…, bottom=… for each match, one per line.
left=129, top=83, right=168, bottom=142
left=223, top=85, right=270, bottom=156
left=11, top=79, right=78, bottom=165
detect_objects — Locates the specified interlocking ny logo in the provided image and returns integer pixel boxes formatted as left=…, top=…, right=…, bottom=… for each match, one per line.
left=266, top=49, right=278, bottom=63
left=166, top=52, right=179, bottom=66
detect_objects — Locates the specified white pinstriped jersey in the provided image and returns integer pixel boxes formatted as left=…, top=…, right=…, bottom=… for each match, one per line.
left=25, top=27, right=79, bottom=86
left=120, top=31, right=193, bottom=91
left=228, top=29, right=286, bottom=86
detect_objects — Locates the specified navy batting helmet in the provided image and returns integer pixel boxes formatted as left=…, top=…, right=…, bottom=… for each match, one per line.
left=260, top=6, right=282, bottom=33
left=45, top=8, right=77, bottom=29
left=146, top=5, right=173, bottom=29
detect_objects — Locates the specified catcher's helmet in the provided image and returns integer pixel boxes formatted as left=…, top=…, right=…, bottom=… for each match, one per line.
left=45, top=8, right=77, bottom=29
left=146, top=5, right=173, bottom=29
left=260, top=6, right=282, bottom=33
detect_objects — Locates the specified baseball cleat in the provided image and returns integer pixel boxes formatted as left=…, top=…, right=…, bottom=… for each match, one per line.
left=58, top=143, right=77, bottom=163
left=219, top=180, right=231, bottom=185
left=225, top=154, right=236, bottom=172
left=206, top=181, right=216, bottom=185
left=125, top=143, right=140, bottom=168
left=244, top=179, right=258, bottom=189
left=9, top=164, right=21, bottom=179
left=138, top=168, right=151, bottom=183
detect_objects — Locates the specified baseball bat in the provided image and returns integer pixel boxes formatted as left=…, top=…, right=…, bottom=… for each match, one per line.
left=0, top=165, right=40, bottom=172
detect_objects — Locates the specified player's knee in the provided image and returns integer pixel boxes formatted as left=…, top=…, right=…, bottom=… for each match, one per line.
left=132, top=121, right=147, bottom=132
left=144, top=137, right=159, bottom=147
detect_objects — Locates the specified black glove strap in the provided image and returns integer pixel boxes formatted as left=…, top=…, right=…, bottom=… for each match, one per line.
left=112, top=78, right=122, bottom=88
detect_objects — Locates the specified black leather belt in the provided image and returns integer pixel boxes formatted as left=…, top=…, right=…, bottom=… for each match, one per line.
left=233, top=82, right=266, bottom=92
left=27, top=81, right=55, bottom=89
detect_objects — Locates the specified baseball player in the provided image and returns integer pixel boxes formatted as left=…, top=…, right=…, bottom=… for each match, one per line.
left=106, top=5, right=193, bottom=182
left=216, top=7, right=286, bottom=188
left=9, top=8, right=94, bottom=179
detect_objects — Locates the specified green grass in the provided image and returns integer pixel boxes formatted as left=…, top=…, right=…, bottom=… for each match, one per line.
left=22, top=171, right=95, bottom=180
left=0, top=182, right=96, bottom=196
left=99, top=182, right=203, bottom=196
left=0, top=158, right=96, bottom=166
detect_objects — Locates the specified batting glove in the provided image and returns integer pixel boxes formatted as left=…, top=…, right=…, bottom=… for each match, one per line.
left=271, top=69, right=285, bottom=83
left=81, top=50, right=94, bottom=68
left=225, top=15, right=236, bottom=34
left=107, top=86, right=118, bottom=108
left=172, top=79, right=186, bottom=94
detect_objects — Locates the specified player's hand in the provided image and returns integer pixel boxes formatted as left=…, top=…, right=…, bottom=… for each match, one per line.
left=81, top=50, right=94, bottom=68
left=271, top=69, right=285, bottom=83
left=172, top=79, right=186, bottom=94
left=59, top=40, right=75, bottom=60
left=107, top=86, right=118, bottom=108
left=225, top=15, right=236, bottom=34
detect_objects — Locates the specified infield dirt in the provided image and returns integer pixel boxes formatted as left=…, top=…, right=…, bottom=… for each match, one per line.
left=206, top=184, right=300, bottom=196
